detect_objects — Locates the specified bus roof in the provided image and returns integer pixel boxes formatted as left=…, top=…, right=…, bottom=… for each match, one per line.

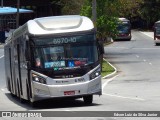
left=0, top=7, right=33, bottom=15
left=26, top=15, right=94, bottom=36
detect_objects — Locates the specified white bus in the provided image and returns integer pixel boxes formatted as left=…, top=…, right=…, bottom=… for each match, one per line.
left=4, top=15, right=102, bottom=106
left=115, top=18, right=132, bottom=41
left=154, top=20, right=160, bottom=45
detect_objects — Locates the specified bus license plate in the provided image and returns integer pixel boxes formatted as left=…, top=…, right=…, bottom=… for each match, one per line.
left=64, top=91, right=75, bottom=96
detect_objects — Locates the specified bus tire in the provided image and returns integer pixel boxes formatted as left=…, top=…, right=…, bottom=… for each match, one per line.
left=83, top=95, right=93, bottom=104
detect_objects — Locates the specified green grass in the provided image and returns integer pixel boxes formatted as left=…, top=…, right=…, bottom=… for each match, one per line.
left=101, top=59, right=115, bottom=77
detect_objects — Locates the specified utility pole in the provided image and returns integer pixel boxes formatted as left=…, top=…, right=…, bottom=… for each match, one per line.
left=16, top=0, right=20, bottom=28
left=92, top=0, right=97, bottom=29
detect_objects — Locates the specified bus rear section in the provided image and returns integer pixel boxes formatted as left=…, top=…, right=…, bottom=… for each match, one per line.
left=115, top=18, right=132, bottom=41
left=154, top=20, right=160, bottom=45
left=4, top=15, right=102, bottom=106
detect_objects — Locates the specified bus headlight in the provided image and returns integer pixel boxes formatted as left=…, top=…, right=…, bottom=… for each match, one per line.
left=89, top=67, right=101, bottom=80
left=32, top=73, right=46, bottom=84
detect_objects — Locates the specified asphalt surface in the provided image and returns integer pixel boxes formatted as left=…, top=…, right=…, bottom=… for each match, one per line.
left=104, top=30, right=160, bottom=111
left=0, top=30, right=160, bottom=120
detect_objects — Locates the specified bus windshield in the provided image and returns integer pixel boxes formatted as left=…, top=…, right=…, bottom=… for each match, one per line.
left=155, top=24, right=160, bottom=35
left=117, top=23, right=130, bottom=34
left=31, top=35, right=98, bottom=70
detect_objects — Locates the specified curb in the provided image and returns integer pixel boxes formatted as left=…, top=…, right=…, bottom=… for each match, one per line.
left=102, top=58, right=117, bottom=79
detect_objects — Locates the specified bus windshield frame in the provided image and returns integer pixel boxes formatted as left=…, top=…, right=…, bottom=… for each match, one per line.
left=30, top=33, right=99, bottom=71
left=117, top=22, right=131, bottom=34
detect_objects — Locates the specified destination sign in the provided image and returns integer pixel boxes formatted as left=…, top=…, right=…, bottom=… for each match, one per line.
left=52, top=37, right=77, bottom=44
left=33, top=34, right=96, bottom=45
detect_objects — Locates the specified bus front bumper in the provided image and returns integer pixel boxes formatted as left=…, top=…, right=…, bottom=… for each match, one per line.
left=31, top=76, right=102, bottom=102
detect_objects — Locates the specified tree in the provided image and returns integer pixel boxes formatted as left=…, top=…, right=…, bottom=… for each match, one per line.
left=139, top=0, right=160, bottom=28
left=51, top=0, right=85, bottom=15
left=81, top=0, right=119, bottom=39
left=116, top=0, right=143, bottom=18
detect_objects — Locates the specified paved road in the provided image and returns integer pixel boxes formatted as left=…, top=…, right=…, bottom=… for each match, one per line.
left=0, top=30, right=160, bottom=120
left=104, top=30, right=160, bottom=111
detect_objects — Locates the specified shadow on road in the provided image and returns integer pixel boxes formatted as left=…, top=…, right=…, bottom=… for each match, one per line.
left=5, top=93, right=101, bottom=110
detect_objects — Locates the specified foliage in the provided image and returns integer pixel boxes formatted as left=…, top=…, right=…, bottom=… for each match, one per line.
left=51, top=0, right=160, bottom=32
left=81, top=0, right=119, bottom=39
left=102, top=60, right=115, bottom=77
left=80, top=0, right=92, bottom=17
left=139, top=0, right=160, bottom=28
left=51, top=0, right=85, bottom=15
left=116, top=0, right=144, bottom=18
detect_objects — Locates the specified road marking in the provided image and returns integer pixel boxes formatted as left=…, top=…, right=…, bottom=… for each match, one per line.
left=140, top=32, right=154, bottom=39
left=103, top=93, right=145, bottom=101
left=136, top=55, right=139, bottom=58
left=149, top=63, right=152, bottom=65
left=102, top=75, right=119, bottom=92
left=102, top=75, right=145, bottom=101
left=143, top=59, right=146, bottom=62
left=0, top=55, right=4, bottom=59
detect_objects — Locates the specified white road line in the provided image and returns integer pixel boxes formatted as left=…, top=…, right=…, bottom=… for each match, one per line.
left=136, top=55, right=139, bottom=58
left=103, top=93, right=145, bottom=101
left=102, top=75, right=145, bottom=101
left=0, top=55, right=4, bottom=59
left=140, top=32, right=154, bottom=39
left=149, top=63, right=152, bottom=65
left=102, top=75, right=119, bottom=92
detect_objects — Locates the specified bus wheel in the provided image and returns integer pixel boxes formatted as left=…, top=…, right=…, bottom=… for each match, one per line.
left=83, top=95, right=93, bottom=104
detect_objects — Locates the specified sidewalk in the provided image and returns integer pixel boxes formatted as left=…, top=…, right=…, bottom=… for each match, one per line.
left=140, top=31, right=154, bottom=39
